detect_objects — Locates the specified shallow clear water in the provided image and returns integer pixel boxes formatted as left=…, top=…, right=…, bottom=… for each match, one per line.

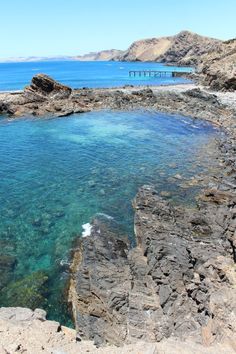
left=0, top=110, right=219, bottom=324
left=0, top=61, right=192, bottom=91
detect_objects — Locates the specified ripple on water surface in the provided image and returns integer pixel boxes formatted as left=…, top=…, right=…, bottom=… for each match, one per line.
left=0, top=110, right=221, bottom=324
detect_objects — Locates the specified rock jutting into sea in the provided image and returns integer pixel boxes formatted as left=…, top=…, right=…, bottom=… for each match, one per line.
left=69, top=181, right=236, bottom=347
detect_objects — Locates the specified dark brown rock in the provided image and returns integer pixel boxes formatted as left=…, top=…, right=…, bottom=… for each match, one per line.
left=25, top=74, right=72, bottom=99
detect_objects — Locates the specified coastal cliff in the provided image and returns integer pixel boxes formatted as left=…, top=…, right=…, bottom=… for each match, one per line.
left=200, top=38, right=236, bottom=91
left=76, top=31, right=236, bottom=91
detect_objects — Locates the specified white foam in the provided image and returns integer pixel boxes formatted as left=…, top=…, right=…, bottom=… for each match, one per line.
left=60, top=259, right=70, bottom=267
left=82, top=223, right=93, bottom=237
left=96, top=212, right=114, bottom=220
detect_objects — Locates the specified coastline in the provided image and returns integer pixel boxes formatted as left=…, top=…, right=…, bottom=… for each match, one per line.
left=0, top=74, right=235, bottom=353
left=0, top=74, right=234, bottom=125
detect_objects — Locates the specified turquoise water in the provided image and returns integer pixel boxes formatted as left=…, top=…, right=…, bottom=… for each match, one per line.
left=0, top=61, right=192, bottom=91
left=0, top=110, right=219, bottom=324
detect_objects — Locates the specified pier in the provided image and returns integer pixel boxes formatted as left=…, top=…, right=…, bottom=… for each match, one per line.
left=129, top=70, right=191, bottom=78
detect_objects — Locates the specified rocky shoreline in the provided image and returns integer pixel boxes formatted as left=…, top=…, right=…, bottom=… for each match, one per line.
left=0, top=74, right=235, bottom=353
left=0, top=74, right=235, bottom=122
left=68, top=147, right=236, bottom=350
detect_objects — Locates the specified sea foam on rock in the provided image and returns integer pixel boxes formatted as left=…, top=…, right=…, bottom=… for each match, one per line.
left=82, top=223, right=93, bottom=237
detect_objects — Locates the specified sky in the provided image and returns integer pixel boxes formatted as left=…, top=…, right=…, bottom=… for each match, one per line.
left=1, top=0, right=235, bottom=58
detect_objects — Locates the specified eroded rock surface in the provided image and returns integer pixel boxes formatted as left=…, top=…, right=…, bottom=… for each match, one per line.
left=69, top=181, right=236, bottom=347
left=200, top=38, right=236, bottom=91
left=25, top=73, right=72, bottom=99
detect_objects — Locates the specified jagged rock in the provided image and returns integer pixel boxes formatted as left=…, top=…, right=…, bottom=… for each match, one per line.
left=200, top=39, right=236, bottom=91
left=69, top=181, right=236, bottom=347
left=69, top=218, right=163, bottom=346
left=25, top=73, right=72, bottom=99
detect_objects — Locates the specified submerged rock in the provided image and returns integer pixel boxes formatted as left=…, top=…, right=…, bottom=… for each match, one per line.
left=0, top=254, right=17, bottom=290
left=0, top=271, right=48, bottom=309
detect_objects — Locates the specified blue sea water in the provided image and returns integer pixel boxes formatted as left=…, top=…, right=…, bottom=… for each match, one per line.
left=0, top=110, right=220, bottom=324
left=0, top=60, right=192, bottom=91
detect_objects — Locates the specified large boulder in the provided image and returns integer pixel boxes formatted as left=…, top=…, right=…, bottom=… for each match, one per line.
left=25, top=74, right=72, bottom=99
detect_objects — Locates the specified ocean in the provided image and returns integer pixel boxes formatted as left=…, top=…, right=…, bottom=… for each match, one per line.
left=0, top=60, right=192, bottom=91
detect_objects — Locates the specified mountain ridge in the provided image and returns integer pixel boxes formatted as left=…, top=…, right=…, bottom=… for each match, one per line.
left=75, top=31, right=222, bottom=65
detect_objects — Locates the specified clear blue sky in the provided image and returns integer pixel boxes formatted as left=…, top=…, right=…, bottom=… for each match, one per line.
left=1, top=0, right=235, bottom=58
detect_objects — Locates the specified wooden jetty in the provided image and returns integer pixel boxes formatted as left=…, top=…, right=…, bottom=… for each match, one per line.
left=129, top=70, right=191, bottom=78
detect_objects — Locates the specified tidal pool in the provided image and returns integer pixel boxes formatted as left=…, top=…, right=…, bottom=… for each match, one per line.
left=0, top=110, right=221, bottom=324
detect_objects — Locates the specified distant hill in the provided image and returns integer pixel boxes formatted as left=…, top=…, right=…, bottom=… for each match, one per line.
left=74, top=49, right=123, bottom=61
left=113, top=31, right=222, bottom=65
left=0, top=56, right=73, bottom=63
left=76, top=31, right=222, bottom=66
left=75, top=31, right=235, bottom=90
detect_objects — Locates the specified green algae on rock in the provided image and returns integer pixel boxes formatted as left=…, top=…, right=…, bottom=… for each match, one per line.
left=0, top=271, right=48, bottom=309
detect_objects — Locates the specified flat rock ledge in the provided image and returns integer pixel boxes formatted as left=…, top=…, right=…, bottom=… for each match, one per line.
left=0, top=307, right=235, bottom=354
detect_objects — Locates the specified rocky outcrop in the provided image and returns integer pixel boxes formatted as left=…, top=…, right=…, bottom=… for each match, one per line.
left=114, top=32, right=235, bottom=91
left=25, top=73, right=72, bottom=99
left=75, top=49, right=123, bottom=61
left=69, top=180, right=236, bottom=347
left=69, top=217, right=163, bottom=346
left=200, top=39, right=236, bottom=91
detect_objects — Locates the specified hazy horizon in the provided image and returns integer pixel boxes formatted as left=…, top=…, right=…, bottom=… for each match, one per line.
left=1, top=0, right=236, bottom=59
